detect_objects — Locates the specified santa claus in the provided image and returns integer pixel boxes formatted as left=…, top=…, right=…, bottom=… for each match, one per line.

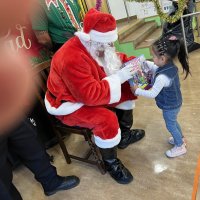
left=45, top=8, right=145, bottom=184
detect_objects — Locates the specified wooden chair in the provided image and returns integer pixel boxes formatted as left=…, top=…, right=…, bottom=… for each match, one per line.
left=33, top=60, right=106, bottom=174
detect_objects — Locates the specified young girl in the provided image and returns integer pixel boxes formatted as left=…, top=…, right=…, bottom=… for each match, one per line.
left=131, top=35, right=190, bottom=158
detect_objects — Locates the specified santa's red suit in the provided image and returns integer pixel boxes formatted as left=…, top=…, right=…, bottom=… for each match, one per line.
left=44, top=8, right=146, bottom=185
left=45, top=35, right=137, bottom=148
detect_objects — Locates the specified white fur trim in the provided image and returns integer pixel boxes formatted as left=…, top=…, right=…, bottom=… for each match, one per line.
left=90, top=29, right=118, bottom=43
left=94, top=129, right=121, bottom=148
left=103, top=74, right=121, bottom=104
left=45, top=96, right=84, bottom=116
left=75, top=29, right=118, bottom=43
left=75, top=31, right=90, bottom=42
left=115, top=100, right=135, bottom=110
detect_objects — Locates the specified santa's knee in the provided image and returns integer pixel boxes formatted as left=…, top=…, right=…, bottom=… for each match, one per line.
left=93, top=110, right=120, bottom=148
left=99, top=111, right=119, bottom=137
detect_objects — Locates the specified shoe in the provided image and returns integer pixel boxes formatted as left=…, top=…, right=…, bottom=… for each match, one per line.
left=105, top=158, right=133, bottom=184
left=188, top=42, right=200, bottom=53
left=99, top=147, right=133, bottom=184
left=118, top=129, right=145, bottom=149
left=44, top=176, right=80, bottom=196
left=168, top=137, right=187, bottom=146
left=165, top=144, right=187, bottom=158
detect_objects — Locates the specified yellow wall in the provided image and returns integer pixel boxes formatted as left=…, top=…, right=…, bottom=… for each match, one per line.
left=85, top=0, right=109, bottom=13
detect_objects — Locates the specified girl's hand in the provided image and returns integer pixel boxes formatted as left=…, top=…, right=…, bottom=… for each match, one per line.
left=130, top=85, right=138, bottom=94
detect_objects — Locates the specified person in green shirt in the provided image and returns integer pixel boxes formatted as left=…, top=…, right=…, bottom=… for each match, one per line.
left=32, top=0, right=81, bottom=51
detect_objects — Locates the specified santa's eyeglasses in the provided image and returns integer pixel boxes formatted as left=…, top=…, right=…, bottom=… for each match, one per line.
left=92, top=42, right=114, bottom=48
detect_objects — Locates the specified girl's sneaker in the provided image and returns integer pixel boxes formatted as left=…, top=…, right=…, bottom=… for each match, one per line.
left=168, top=137, right=187, bottom=146
left=165, top=144, right=187, bottom=158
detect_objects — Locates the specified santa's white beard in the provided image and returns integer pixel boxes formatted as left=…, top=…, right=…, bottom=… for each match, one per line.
left=81, top=40, right=122, bottom=76
left=103, top=47, right=122, bottom=75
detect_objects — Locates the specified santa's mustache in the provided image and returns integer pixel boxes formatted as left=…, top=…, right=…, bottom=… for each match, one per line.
left=81, top=40, right=122, bottom=75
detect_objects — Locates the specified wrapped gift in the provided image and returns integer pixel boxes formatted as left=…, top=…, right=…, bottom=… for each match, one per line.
left=123, top=55, right=152, bottom=89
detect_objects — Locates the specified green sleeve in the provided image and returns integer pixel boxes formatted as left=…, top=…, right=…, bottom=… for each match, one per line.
left=31, top=6, right=48, bottom=31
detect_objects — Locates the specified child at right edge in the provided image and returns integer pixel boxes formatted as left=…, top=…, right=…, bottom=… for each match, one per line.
left=131, top=35, right=190, bottom=158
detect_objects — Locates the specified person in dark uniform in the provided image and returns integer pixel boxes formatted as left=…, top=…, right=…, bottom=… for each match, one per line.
left=186, top=0, right=200, bottom=52
left=163, top=0, right=200, bottom=53
left=0, top=119, right=80, bottom=200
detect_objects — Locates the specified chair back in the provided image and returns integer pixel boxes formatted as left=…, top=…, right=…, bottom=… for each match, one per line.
left=33, top=60, right=51, bottom=106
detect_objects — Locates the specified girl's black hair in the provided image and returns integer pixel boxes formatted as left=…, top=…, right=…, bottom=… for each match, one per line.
left=153, top=35, right=190, bottom=79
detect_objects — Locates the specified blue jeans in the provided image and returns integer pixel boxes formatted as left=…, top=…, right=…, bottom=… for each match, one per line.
left=162, top=107, right=183, bottom=146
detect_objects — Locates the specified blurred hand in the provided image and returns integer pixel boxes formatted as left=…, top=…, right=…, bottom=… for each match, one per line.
left=0, top=0, right=36, bottom=134
left=0, top=0, right=35, bottom=35
left=0, top=45, right=35, bottom=134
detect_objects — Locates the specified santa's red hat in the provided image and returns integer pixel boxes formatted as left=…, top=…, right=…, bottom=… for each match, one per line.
left=75, top=8, right=118, bottom=43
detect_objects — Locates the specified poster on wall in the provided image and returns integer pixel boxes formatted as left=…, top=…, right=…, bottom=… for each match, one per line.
left=161, top=0, right=173, bottom=13
left=107, top=0, right=173, bottom=20
left=132, top=0, right=173, bottom=19
left=136, top=2, right=157, bottom=19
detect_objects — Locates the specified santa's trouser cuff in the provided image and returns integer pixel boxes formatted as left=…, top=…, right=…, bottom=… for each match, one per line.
left=94, top=129, right=121, bottom=148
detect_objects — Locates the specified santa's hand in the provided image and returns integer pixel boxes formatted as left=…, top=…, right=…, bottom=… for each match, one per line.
left=116, top=65, right=134, bottom=84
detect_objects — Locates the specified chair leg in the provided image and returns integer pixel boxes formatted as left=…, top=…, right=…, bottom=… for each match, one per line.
left=54, top=129, right=72, bottom=164
left=84, top=130, right=106, bottom=174
left=83, top=134, right=88, bottom=141
left=95, top=148, right=106, bottom=175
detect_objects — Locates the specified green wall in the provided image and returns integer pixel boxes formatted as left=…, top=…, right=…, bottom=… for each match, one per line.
left=145, top=15, right=161, bottom=26
left=115, top=16, right=161, bottom=59
left=115, top=41, right=152, bottom=58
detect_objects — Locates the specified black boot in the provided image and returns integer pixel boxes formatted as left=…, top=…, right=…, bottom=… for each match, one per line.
left=99, top=147, right=133, bottom=184
left=115, top=109, right=145, bottom=149
left=44, top=176, right=80, bottom=196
